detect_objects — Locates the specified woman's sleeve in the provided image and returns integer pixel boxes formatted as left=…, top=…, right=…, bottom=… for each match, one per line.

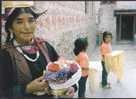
left=0, top=49, right=15, bottom=96
left=0, top=49, right=29, bottom=96
left=45, top=42, right=59, bottom=62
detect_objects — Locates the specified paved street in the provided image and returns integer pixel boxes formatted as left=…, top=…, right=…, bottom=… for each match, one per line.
left=74, top=43, right=136, bottom=98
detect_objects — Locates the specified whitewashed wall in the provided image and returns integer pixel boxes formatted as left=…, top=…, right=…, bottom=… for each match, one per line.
left=96, top=1, right=136, bottom=43
left=34, top=1, right=97, bottom=59
left=98, top=3, right=116, bottom=43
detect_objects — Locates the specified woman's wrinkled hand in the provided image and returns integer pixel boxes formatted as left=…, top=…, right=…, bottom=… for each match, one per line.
left=26, top=76, right=48, bottom=94
left=60, top=87, right=75, bottom=98
left=66, top=87, right=75, bottom=96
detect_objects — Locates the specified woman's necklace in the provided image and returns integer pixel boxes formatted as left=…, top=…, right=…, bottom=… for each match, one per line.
left=16, top=47, right=40, bottom=62
left=14, top=40, right=40, bottom=62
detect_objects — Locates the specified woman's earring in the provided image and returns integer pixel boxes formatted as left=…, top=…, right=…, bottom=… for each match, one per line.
left=9, top=29, right=15, bottom=41
left=10, top=33, right=14, bottom=40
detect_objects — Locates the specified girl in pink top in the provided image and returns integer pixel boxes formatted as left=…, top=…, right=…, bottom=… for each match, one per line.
left=73, top=37, right=89, bottom=98
left=100, top=31, right=112, bottom=89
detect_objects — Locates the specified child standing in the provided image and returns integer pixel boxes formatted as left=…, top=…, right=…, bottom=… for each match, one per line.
left=100, top=31, right=112, bottom=89
left=73, top=37, right=89, bottom=98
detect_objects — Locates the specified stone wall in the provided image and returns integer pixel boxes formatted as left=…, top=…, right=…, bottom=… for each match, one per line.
left=97, top=1, right=136, bottom=44
left=98, top=3, right=116, bottom=43
left=116, top=1, right=136, bottom=10
left=34, top=1, right=97, bottom=59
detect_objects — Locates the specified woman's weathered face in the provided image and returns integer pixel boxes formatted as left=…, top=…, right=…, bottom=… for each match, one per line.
left=11, top=13, right=36, bottom=44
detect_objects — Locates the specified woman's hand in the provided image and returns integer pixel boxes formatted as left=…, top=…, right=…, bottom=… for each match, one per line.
left=26, top=76, right=48, bottom=94
left=65, top=87, right=75, bottom=97
left=60, top=87, right=75, bottom=98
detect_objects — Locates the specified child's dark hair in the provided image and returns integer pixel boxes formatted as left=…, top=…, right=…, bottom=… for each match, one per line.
left=102, top=31, right=112, bottom=42
left=73, top=37, right=88, bottom=56
left=5, top=7, right=39, bottom=43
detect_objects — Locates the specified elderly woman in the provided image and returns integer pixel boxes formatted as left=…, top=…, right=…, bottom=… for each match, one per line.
left=0, top=2, right=77, bottom=97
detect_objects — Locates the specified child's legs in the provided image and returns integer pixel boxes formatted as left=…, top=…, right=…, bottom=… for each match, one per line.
left=78, top=76, right=88, bottom=97
left=101, top=61, right=108, bottom=86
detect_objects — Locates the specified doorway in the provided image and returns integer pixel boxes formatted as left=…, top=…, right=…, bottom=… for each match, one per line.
left=116, top=15, right=136, bottom=41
